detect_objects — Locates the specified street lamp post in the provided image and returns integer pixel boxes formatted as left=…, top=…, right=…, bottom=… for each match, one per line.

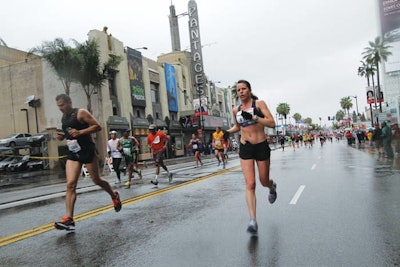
left=350, top=95, right=360, bottom=128
left=20, top=108, right=29, bottom=133
left=351, top=95, right=359, bottom=116
left=28, top=99, right=40, bottom=133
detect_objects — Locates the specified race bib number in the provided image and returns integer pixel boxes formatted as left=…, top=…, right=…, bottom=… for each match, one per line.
left=123, top=148, right=131, bottom=156
left=67, top=140, right=81, bottom=153
left=215, top=140, right=221, bottom=146
left=153, top=136, right=160, bottom=144
left=192, top=144, right=198, bottom=149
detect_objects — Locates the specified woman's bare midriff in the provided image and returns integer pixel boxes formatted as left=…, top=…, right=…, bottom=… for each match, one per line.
left=240, top=123, right=267, bottom=145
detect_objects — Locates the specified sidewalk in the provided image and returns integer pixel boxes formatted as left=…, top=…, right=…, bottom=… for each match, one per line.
left=0, top=154, right=198, bottom=192
left=0, top=153, right=237, bottom=209
left=348, top=141, right=400, bottom=170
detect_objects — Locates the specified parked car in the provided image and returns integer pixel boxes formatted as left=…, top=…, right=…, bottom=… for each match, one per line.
left=27, top=159, right=44, bottom=170
left=0, top=133, right=32, bottom=147
left=6, top=156, right=30, bottom=172
left=27, top=131, right=50, bottom=147
left=0, top=157, right=18, bottom=172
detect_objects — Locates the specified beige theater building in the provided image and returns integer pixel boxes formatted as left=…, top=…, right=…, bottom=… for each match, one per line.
left=0, top=28, right=233, bottom=170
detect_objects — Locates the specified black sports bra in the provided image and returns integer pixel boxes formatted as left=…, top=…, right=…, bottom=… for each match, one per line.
left=236, top=99, right=265, bottom=127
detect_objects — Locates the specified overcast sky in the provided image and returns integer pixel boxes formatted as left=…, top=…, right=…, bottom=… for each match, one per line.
left=1, top=0, right=380, bottom=126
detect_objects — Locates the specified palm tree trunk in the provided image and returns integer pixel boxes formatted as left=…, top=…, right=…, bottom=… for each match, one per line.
left=85, top=89, right=92, bottom=113
left=371, top=74, right=379, bottom=125
left=375, top=61, right=382, bottom=112
left=366, top=74, right=374, bottom=126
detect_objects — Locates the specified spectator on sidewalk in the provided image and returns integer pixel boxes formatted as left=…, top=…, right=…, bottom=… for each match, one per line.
left=381, top=121, right=394, bottom=159
left=373, top=124, right=384, bottom=154
left=367, top=130, right=373, bottom=146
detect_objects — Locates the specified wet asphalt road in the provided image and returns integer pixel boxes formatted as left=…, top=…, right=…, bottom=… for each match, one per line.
left=0, top=141, right=399, bottom=266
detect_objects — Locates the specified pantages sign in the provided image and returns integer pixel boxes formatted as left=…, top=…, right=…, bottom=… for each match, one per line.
left=188, top=0, right=205, bottom=96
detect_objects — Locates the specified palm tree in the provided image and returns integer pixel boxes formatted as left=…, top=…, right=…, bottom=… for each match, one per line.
left=340, top=96, right=353, bottom=119
left=75, top=40, right=121, bottom=112
left=358, top=58, right=376, bottom=126
left=276, top=103, right=290, bottom=135
left=362, top=36, right=392, bottom=111
left=304, top=117, right=312, bottom=125
left=292, top=113, right=302, bottom=123
left=276, top=103, right=290, bottom=119
left=29, top=38, right=80, bottom=95
left=357, top=59, right=376, bottom=87
left=336, top=110, right=345, bottom=122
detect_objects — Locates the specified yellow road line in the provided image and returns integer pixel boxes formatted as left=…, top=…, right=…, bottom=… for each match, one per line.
left=0, top=166, right=240, bottom=247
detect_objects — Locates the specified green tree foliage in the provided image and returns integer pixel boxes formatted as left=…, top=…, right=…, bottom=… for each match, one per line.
left=304, top=117, right=312, bottom=124
left=362, top=36, right=392, bottom=110
left=336, top=110, right=345, bottom=121
left=292, top=113, right=302, bottom=123
left=340, top=97, right=353, bottom=119
left=30, top=38, right=80, bottom=95
left=357, top=59, right=376, bottom=87
left=31, top=38, right=121, bottom=112
left=276, top=103, right=290, bottom=119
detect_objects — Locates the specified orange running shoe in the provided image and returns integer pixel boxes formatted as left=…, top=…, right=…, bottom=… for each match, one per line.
left=112, top=191, right=122, bottom=212
left=54, top=216, right=75, bottom=231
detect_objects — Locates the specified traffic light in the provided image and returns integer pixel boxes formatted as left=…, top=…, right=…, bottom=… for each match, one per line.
left=328, top=116, right=331, bottom=121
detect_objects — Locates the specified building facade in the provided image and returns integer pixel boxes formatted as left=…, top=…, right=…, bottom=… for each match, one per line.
left=0, top=28, right=233, bottom=169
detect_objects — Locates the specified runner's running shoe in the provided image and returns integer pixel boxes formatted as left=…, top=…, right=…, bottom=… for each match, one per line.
left=113, top=191, right=122, bottom=212
left=124, top=181, right=130, bottom=189
left=268, top=182, right=277, bottom=204
left=151, top=180, right=159, bottom=186
left=247, top=219, right=258, bottom=234
left=54, top=216, right=75, bottom=231
left=168, top=172, right=173, bottom=183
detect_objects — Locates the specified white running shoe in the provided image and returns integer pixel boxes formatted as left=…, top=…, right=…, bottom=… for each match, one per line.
left=247, top=219, right=258, bottom=234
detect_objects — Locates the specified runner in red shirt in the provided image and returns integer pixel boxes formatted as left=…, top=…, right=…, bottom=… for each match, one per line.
left=147, top=124, right=173, bottom=185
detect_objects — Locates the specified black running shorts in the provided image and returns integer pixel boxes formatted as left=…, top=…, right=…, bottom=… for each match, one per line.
left=67, top=142, right=96, bottom=164
left=239, top=140, right=271, bottom=161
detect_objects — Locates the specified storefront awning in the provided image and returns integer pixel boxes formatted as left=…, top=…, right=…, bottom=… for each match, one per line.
left=179, top=110, right=194, bottom=117
left=107, top=116, right=129, bottom=130
left=155, top=119, right=167, bottom=128
left=169, top=120, right=182, bottom=130
left=132, top=117, right=149, bottom=128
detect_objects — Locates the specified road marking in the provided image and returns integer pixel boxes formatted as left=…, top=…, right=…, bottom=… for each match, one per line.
left=311, top=164, right=316, bottom=170
left=0, top=166, right=240, bottom=247
left=290, top=185, right=306, bottom=205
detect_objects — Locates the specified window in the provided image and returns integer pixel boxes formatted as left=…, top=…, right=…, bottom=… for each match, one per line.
left=108, top=73, right=117, bottom=97
left=136, top=110, right=140, bottom=118
left=183, top=90, right=188, bottom=105
left=150, top=82, right=159, bottom=103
